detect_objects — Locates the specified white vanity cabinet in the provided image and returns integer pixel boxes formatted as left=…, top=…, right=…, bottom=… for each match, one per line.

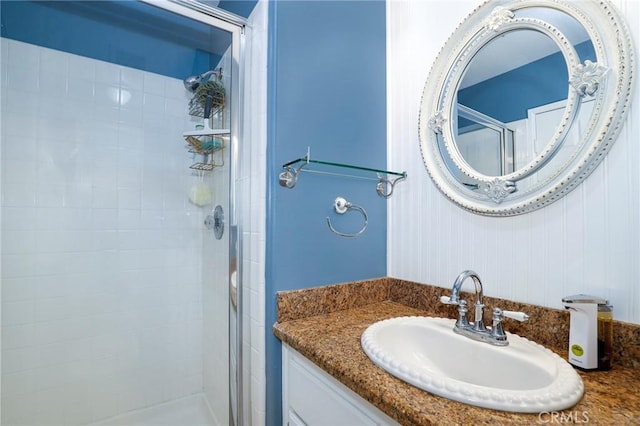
left=282, top=344, right=398, bottom=426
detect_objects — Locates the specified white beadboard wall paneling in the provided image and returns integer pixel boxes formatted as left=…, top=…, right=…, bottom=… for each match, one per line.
left=1, top=39, right=208, bottom=425
left=387, top=0, right=640, bottom=324
left=609, top=0, right=640, bottom=324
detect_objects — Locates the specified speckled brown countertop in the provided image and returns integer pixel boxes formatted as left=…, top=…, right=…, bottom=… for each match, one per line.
left=273, top=278, right=640, bottom=425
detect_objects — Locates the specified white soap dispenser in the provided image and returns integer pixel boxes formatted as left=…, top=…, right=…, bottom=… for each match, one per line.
left=562, top=294, right=613, bottom=371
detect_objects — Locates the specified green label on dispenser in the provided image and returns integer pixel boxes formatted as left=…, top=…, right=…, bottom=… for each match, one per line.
left=571, top=344, right=584, bottom=357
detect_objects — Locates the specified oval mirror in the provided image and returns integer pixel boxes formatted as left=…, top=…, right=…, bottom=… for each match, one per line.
left=419, top=0, right=634, bottom=216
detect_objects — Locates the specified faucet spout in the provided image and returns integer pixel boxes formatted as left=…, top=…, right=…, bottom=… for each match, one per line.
left=450, top=270, right=486, bottom=331
left=450, top=270, right=483, bottom=305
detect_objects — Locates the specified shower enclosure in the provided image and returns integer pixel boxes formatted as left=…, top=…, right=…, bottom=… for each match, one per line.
left=1, top=1, right=245, bottom=425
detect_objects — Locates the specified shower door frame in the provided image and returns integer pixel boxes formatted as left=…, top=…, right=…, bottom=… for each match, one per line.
left=139, top=1, right=247, bottom=425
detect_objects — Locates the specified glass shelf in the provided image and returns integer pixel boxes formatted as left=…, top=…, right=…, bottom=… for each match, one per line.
left=279, top=153, right=407, bottom=198
left=283, top=157, right=406, bottom=177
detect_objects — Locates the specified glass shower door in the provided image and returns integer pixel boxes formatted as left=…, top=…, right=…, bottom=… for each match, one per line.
left=0, top=1, right=243, bottom=424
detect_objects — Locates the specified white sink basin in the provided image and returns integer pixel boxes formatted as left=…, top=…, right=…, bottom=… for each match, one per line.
left=361, top=316, right=584, bottom=413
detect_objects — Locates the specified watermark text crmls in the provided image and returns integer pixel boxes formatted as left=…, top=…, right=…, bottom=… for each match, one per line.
left=538, top=411, right=590, bottom=424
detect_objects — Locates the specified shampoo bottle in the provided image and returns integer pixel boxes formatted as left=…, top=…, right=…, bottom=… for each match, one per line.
left=562, top=294, right=613, bottom=371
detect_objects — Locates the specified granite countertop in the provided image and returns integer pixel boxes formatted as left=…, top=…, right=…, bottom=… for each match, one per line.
left=273, top=278, right=640, bottom=425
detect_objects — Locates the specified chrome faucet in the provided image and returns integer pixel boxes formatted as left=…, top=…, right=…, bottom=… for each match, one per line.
left=450, top=270, right=486, bottom=331
left=440, top=270, right=529, bottom=346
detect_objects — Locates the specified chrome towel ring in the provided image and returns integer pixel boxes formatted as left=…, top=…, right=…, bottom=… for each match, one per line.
left=326, top=197, right=368, bottom=238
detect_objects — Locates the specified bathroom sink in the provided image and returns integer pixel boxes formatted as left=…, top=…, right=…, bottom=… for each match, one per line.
left=361, top=316, right=584, bottom=413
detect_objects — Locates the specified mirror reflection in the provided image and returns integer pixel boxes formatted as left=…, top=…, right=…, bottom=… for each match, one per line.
left=455, top=103, right=515, bottom=177
left=445, top=10, right=596, bottom=190
left=453, top=24, right=596, bottom=183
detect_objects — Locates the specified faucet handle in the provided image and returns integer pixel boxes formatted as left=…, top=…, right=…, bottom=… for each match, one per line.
left=455, top=300, right=470, bottom=328
left=501, top=310, right=529, bottom=322
left=491, top=308, right=528, bottom=341
left=440, top=295, right=459, bottom=305
left=491, top=308, right=507, bottom=339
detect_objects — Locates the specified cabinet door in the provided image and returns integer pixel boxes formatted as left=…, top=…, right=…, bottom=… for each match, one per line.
left=282, top=344, right=397, bottom=426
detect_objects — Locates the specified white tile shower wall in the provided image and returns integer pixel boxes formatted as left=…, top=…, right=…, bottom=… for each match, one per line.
left=242, top=0, right=268, bottom=424
left=386, top=0, right=640, bottom=324
left=1, top=39, right=206, bottom=425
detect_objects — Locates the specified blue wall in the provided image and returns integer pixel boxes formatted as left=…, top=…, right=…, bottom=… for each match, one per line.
left=0, top=0, right=233, bottom=80
left=265, top=0, right=387, bottom=424
left=218, top=0, right=258, bottom=18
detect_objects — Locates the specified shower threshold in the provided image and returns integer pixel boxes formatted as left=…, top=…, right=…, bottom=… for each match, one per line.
left=88, top=394, right=216, bottom=426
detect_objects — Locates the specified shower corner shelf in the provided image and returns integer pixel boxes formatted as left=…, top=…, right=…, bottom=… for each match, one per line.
left=183, top=128, right=230, bottom=137
left=183, top=126, right=229, bottom=172
left=187, top=143, right=225, bottom=171
left=278, top=152, right=407, bottom=198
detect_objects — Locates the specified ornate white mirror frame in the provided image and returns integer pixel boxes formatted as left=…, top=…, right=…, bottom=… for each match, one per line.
left=419, top=0, right=634, bottom=216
